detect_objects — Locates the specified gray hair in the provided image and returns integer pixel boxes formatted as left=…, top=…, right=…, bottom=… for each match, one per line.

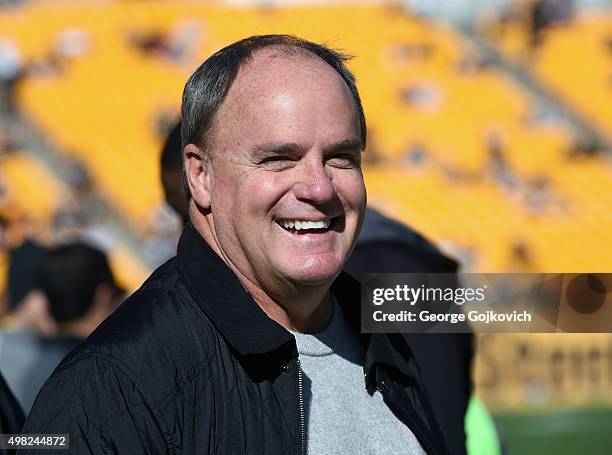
left=180, top=34, right=367, bottom=199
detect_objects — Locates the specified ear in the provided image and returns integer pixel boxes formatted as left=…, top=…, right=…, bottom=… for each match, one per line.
left=184, top=143, right=212, bottom=210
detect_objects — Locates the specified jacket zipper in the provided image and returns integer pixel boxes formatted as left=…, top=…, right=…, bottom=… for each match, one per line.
left=297, top=358, right=306, bottom=455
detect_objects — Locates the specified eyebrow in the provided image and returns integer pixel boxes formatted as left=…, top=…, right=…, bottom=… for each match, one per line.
left=324, top=139, right=362, bottom=154
left=250, top=143, right=305, bottom=158
left=250, top=139, right=362, bottom=158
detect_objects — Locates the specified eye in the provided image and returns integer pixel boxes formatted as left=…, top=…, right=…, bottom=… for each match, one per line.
left=260, top=156, right=295, bottom=170
left=326, top=153, right=360, bottom=169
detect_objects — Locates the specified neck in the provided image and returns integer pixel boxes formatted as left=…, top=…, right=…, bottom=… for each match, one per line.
left=246, top=283, right=333, bottom=333
left=191, top=208, right=334, bottom=334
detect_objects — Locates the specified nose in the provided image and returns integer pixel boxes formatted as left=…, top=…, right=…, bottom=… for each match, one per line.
left=292, top=159, right=336, bottom=204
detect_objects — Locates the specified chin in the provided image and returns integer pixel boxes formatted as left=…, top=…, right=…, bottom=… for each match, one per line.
left=281, top=256, right=344, bottom=286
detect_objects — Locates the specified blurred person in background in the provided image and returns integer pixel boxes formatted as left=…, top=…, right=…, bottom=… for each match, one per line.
left=0, top=211, right=52, bottom=333
left=0, top=217, right=55, bottom=336
left=0, top=242, right=122, bottom=413
left=160, top=120, right=189, bottom=225
left=5, top=239, right=51, bottom=331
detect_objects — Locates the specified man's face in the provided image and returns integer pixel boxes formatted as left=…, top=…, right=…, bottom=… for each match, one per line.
left=202, top=50, right=366, bottom=291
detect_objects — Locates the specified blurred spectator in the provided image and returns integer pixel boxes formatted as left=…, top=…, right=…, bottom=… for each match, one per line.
left=154, top=109, right=180, bottom=139
left=141, top=206, right=182, bottom=267
left=40, top=243, right=122, bottom=335
left=2, top=290, right=56, bottom=338
left=160, top=121, right=188, bottom=224
left=131, top=119, right=187, bottom=267
left=346, top=207, right=460, bottom=276
left=6, top=239, right=47, bottom=311
left=0, top=242, right=123, bottom=412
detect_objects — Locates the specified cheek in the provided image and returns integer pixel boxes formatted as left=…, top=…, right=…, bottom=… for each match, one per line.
left=335, top=172, right=367, bottom=209
left=210, top=173, right=236, bottom=213
left=239, top=173, right=290, bottom=212
left=212, top=172, right=290, bottom=232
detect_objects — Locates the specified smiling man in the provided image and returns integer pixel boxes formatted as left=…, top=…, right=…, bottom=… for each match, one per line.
left=182, top=39, right=366, bottom=333
left=21, top=35, right=447, bottom=454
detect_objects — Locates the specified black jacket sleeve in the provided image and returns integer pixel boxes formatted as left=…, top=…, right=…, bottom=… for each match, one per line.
left=1, top=371, right=25, bottom=438
left=18, top=355, right=168, bottom=455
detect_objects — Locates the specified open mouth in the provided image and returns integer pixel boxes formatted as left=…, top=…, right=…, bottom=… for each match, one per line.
left=276, top=218, right=334, bottom=235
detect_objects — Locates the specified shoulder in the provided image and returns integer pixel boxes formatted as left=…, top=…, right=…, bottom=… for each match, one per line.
left=60, top=258, right=217, bottom=406
left=22, top=354, right=169, bottom=454
left=23, top=259, right=221, bottom=452
left=25, top=355, right=145, bottom=428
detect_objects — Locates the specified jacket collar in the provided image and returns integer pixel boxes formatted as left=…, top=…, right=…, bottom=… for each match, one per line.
left=176, top=223, right=413, bottom=380
left=176, top=223, right=293, bottom=356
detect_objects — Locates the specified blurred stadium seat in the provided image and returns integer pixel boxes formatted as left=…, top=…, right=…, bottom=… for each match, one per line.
left=1, top=1, right=608, bottom=275
left=0, top=152, right=66, bottom=224
left=483, top=7, right=612, bottom=136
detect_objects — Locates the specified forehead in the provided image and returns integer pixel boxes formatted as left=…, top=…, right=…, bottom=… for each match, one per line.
left=208, top=48, right=359, bottom=147
left=236, top=47, right=338, bottom=85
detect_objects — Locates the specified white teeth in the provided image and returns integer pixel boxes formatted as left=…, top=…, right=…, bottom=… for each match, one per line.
left=281, top=219, right=331, bottom=231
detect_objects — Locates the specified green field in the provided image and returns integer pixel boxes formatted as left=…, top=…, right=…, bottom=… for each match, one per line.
left=493, top=408, right=612, bottom=455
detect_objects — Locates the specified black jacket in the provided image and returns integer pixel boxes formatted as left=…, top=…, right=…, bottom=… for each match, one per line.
left=21, top=224, right=448, bottom=454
